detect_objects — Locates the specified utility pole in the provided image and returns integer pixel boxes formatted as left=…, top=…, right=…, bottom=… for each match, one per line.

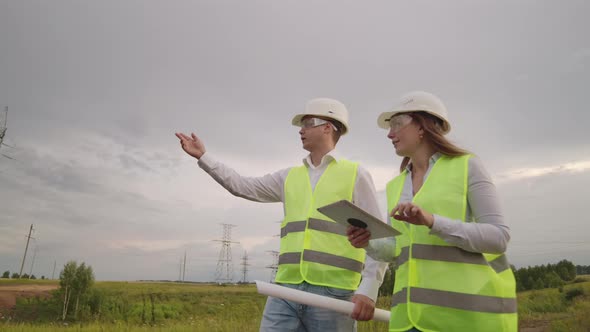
left=178, top=257, right=182, bottom=282
left=182, top=251, right=187, bottom=282
left=240, top=251, right=250, bottom=283
left=28, top=245, right=38, bottom=278
left=214, top=224, right=238, bottom=284
left=18, top=224, right=34, bottom=278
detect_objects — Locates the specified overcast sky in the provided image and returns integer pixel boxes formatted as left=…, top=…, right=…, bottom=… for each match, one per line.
left=1, top=1, right=589, bottom=282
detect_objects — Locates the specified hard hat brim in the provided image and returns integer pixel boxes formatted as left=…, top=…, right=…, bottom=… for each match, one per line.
left=292, top=113, right=349, bottom=135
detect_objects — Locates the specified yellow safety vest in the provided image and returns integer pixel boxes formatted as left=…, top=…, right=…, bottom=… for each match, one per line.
left=386, top=154, right=517, bottom=332
left=275, top=159, right=366, bottom=290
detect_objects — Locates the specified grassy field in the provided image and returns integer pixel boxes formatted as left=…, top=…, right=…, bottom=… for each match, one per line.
left=1, top=277, right=589, bottom=331
left=0, top=279, right=387, bottom=331
left=518, top=275, right=590, bottom=331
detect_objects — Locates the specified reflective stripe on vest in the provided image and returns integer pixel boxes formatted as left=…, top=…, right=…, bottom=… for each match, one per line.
left=386, top=154, right=517, bottom=332
left=275, top=159, right=366, bottom=290
left=281, top=218, right=348, bottom=238
left=395, top=244, right=511, bottom=274
left=278, top=250, right=364, bottom=273
left=391, top=287, right=517, bottom=314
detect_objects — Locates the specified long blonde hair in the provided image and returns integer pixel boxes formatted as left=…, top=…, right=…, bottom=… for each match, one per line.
left=399, top=112, right=469, bottom=172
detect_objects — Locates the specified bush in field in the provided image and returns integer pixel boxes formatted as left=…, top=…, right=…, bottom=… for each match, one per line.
left=2, top=270, right=9, bottom=278
left=564, top=288, right=584, bottom=302
left=545, top=271, right=565, bottom=288
left=11, top=272, right=19, bottom=278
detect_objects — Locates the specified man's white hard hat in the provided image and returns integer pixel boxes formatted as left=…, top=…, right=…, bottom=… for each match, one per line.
left=292, top=98, right=350, bottom=135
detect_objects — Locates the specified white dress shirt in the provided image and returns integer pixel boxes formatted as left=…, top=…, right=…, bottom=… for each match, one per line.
left=198, top=149, right=388, bottom=301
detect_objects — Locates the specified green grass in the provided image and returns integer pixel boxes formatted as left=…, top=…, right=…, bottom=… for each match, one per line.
left=0, top=279, right=59, bottom=286
left=1, top=281, right=389, bottom=331
left=2, top=282, right=266, bottom=331
left=2, top=278, right=589, bottom=331
left=518, top=277, right=590, bottom=331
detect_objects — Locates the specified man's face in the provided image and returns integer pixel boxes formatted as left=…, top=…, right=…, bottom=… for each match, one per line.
left=298, top=116, right=333, bottom=152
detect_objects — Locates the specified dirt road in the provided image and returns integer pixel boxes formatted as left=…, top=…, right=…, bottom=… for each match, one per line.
left=0, top=284, right=58, bottom=311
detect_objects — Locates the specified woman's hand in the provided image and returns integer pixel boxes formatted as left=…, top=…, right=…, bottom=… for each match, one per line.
left=391, top=202, right=435, bottom=228
left=347, top=226, right=371, bottom=248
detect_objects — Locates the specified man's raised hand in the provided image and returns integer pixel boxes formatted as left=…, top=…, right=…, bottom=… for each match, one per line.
left=175, top=132, right=206, bottom=159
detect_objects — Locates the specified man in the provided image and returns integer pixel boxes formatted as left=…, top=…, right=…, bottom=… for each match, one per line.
left=175, top=98, right=387, bottom=331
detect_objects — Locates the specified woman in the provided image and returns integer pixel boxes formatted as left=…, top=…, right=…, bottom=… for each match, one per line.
left=347, top=91, right=517, bottom=332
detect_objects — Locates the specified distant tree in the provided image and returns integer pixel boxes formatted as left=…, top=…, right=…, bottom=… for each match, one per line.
left=30, top=274, right=37, bottom=280
left=2, top=271, right=9, bottom=278
left=60, top=261, right=78, bottom=320
left=41, top=275, right=45, bottom=280
left=544, top=271, right=564, bottom=288
left=73, top=263, right=94, bottom=318
left=555, top=260, right=576, bottom=281
left=21, top=273, right=29, bottom=279
left=576, top=265, right=590, bottom=275
left=11, top=272, right=19, bottom=279
left=58, top=261, right=95, bottom=320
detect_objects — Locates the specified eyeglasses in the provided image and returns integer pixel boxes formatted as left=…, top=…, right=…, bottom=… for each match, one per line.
left=387, top=114, right=413, bottom=133
left=300, top=117, right=338, bottom=131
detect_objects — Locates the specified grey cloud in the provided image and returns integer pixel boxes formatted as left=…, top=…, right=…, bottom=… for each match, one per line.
left=1, top=1, right=589, bottom=281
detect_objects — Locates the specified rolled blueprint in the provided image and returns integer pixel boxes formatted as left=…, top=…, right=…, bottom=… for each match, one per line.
left=255, top=280, right=390, bottom=322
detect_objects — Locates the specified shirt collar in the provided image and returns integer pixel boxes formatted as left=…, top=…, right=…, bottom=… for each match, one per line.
left=303, top=149, right=339, bottom=169
left=405, top=152, right=442, bottom=172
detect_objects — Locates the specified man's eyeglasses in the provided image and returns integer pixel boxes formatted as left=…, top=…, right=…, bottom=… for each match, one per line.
left=300, top=117, right=338, bottom=131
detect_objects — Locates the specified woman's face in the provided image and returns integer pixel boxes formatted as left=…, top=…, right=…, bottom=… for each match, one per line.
left=387, top=113, right=423, bottom=157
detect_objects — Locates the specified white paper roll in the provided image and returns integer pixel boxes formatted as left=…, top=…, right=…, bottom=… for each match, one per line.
left=255, top=280, right=390, bottom=323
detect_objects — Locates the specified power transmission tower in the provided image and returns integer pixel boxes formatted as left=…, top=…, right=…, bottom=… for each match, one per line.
left=240, top=251, right=250, bottom=283
left=18, top=224, right=35, bottom=278
left=266, top=250, right=279, bottom=283
left=51, top=260, right=56, bottom=280
left=0, top=107, right=15, bottom=160
left=0, top=107, right=7, bottom=146
left=213, top=224, right=238, bottom=284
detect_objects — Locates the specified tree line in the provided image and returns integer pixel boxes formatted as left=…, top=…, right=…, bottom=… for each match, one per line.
left=1, top=271, right=46, bottom=279
left=378, top=259, right=586, bottom=295
left=576, top=264, right=590, bottom=275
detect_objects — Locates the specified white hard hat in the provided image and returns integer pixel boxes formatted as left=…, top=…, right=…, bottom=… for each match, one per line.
left=292, top=98, right=350, bottom=135
left=377, top=91, right=451, bottom=134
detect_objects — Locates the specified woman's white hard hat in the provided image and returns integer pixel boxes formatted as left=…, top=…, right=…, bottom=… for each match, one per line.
left=377, top=91, right=451, bottom=134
